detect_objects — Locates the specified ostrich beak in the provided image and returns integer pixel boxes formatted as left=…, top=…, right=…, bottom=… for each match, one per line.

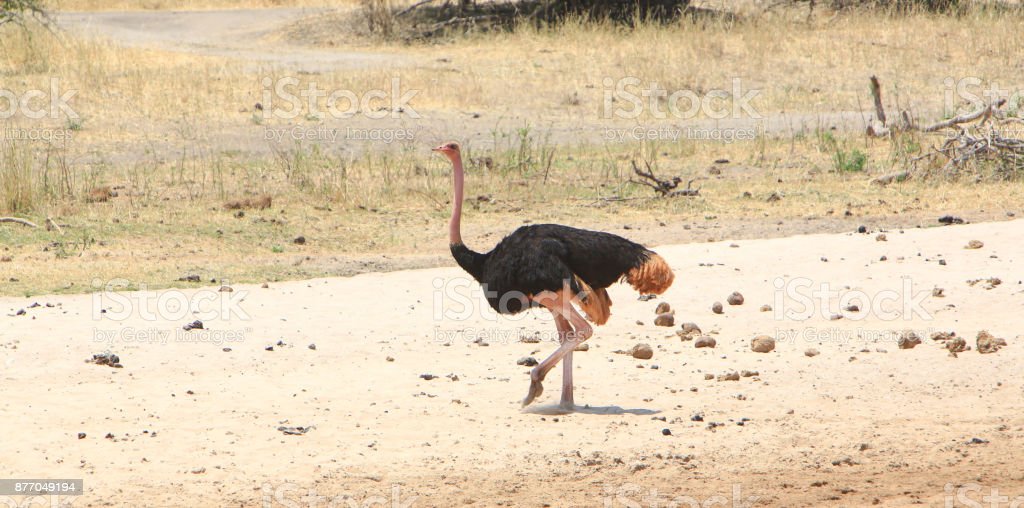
left=432, top=145, right=444, bottom=152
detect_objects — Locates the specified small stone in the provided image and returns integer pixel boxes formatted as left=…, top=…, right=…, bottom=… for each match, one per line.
left=897, top=331, right=921, bottom=349
left=419, top=374, right=437, bottom=380
left=946, top=337, right=967, bottom=353
left=805, top=348, right=820, bottom=357
left=261, top=282, right=270, bottom=288
left=939, top=259, right=947, bottom=266
left=182, top=320, right=204, bottom=331
left=712, top=302, right=723, bottom=314
left=654, top=313, right=675, bottom=327
left=726, top=292, right=744, bottom=305
left=703, top=373, right=714, bottom=380
left=386, top=356, right=395, bottom=362
left=307, top=343, right=316, bottom=350
left=679, top=322, right=702, bottom=335
left=517, top=356, right=538, bottom=367
left=574, top=343, right=589, bottom=352
left=875, top=234, right=887, bottom=241
left=717, top=371, right=740, bottom=381
left=77, top=432, right=86, bottom=439
left=661, top=428, right=672, bottom=436
left=932, top=287, right=945, bottom=297
left=759, top=304, right=772, bottom=312
left=655, top=301, right=671, bottom=314
left=293, top=236, right=307, bottom=245
left=977, top=331, right=1004, bottom=354
left=844, top=304, right=860, bottom=312
left=218, top=286, right=233, bottom=292
left=751, top=335, right=775, bottom=353
left=694, top=336, right=716, bottom=348
left=965, top=240, right=983, bottom=249
left=631, top=343, right=654, bottom=360
left=740, top=370, right=759, bottom=377
left=930, top=331, right=956, bottom=341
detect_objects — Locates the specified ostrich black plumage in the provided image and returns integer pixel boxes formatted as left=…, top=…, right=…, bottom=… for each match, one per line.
left=434, top=142, right=675, bottom=409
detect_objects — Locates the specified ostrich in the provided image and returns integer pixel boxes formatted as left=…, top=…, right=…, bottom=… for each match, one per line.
left=433, top=142, right=674, bottom=409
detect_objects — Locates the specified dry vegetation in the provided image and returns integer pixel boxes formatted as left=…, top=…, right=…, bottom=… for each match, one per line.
left=1, top=4, right=1022, bottom=296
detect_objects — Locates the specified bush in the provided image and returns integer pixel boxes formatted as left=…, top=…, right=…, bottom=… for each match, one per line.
left=0, top=0, right=47, bottom=27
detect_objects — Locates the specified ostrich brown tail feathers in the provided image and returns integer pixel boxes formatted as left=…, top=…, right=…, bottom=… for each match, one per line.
left=573, top=275, right=612, bottom=325
left=625, top=253, right=674, bottom=295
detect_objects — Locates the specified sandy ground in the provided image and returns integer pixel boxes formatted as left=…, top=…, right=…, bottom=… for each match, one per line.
left=2, top=219, right=1023, bottom=507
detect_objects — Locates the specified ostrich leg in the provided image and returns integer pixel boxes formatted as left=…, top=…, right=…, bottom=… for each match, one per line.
left=522, top=290, right=592, bottom=407
left=556, top=315, right=575, bottom=409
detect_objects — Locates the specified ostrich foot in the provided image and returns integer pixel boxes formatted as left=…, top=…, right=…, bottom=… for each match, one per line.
left=522, top=369, right=545, bottom=406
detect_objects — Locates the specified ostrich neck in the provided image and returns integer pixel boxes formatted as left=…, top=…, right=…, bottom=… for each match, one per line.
left=450, top=154, right=465, bottom=245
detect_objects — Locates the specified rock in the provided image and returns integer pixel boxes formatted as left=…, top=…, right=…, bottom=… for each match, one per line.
left=938, top=215, right=964, bottom=225
left=661, top=428, right=672, bottom=436
left=87, top=352, right=122, bottom=368
left=419, top=374, right=437, bottom=380
left=655, top=301, right=671, bottom=314
left=857, top=225, right=867, bottom=234
left=293, top=236, right=307, bottom=245
left=77, top=432, right=86, bottom=439
left=844, top=304, right=860, bottom=312
left=751, top=335, right=775, bottom=353
left=694, top=336, right=716, bottom=348
left=261, top=282, right=270, bottom=288
left=759, top=304, right=772, bottom=312
left=654, top=313, right=675, bottom=327
left=805, top=348, right=820, bottom=357
left=712, top=302, right=723, bottom=314
left=679, top=322, right=702, bottom=336
left=574, top=343, right=589, bottom=352
left=932, top=287, right=945, bottom=297
left=876, top=234, right=887, bottom=241
left=740, top=370, right=759, bottom=377
left=897, top=331, right=921, bottom=349
left=946, top=337, right=967, bottom=353
left=631, top=343, right=654, bottom=360
left=218, top=285, right=233, bottom=292
left=386, top=356, right=395, bottom=362
left=726, top=292, right=744, bottom=305
left=717, top=371, right=740, bottom=381
left=831, top=456, right=857, bottom=466
left=930, top=331, right=956, bottom=341
left=965, top=240, right=984, bottom=249
left=307, top=343, right=316, bottom=350
left=977, top=331, right=1005, bottom=354
left=703, top=373, right=714, bottom=380
left=517, top=356, right=538, bottom=367
left=182, top=320, right=204, bottom=331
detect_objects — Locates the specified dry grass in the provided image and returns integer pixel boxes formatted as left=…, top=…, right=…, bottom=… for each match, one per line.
left=2, top=7, right=1023, bottom=296
left=50, top=0, right=361, bottom=10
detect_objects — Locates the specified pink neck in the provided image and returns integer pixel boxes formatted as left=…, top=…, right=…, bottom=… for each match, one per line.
left=449, top=153, right=464, bottom=245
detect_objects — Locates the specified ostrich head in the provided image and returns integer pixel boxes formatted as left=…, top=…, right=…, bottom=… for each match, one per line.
left=432, top=142, right=461, bottom=162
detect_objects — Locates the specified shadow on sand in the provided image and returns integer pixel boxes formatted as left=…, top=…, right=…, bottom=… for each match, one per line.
left=522, top=403, right=660, bottom=416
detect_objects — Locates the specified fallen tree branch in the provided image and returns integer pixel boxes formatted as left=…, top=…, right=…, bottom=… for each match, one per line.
left=921, top=99, right=1006, bottom=132
left=395, top=0, right=437, bottom=17
left=629, top=160, right=700, bottom=197
left=0, top=217, right=39, bottom=228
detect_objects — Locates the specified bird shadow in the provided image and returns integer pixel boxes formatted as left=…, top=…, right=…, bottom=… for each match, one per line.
left=522, top=403, right=660, bottom=416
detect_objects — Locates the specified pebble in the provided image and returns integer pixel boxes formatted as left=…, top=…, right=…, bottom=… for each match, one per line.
left=751, top=335, right=775, bottom=353
left=897, top=331, right=921, bottom=349
left=517, top=357, right=538, bottom=367
left=631, top=343, right=654, bottom=360
left=726, top=292, right=744, bottom=305
left=655, top=302, right=671, bottom=314
left=654, top=313, right=675, bottom=327
left=712, top=302, right=723, bottom=314
left=805, top=348, right=820, bottom=357
left=694, top=336, right=716, bottom=348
